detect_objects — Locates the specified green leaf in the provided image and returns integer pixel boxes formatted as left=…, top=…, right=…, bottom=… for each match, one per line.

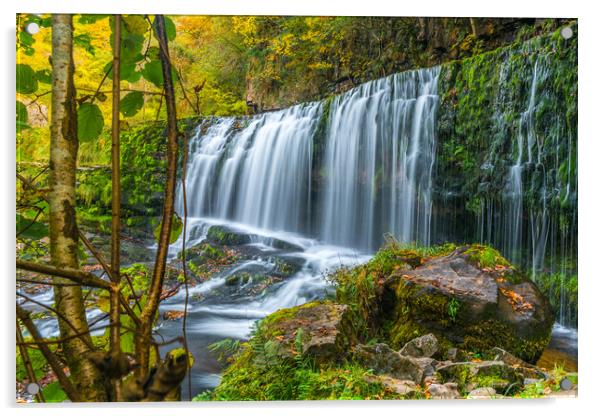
left=141, top=60, right=178, bottom=88
left=120, top=91, right=144, bottom=117
left=154, top=213, right=183, bottom=245
left=78, top=14, right=109, bottom=24
left=16, top=64, right=38, bottom=94
left=16, top=214, right=48, bottom=240
left=164, top=16, right=177, bottom=41
left=16, top=101, right=29, bottom=132
left=35, top=69, right=52, bottom=84
left=114, top=32, right=145, bottom=64
left=142, top=60, right=164, bottom=88
left=103, top=60, right=142, bottom=83
left=77, top=103, right=104, bottom=142
left=18, top=30, right=35, bottom=56
left=74, top=34, right=95, bottom=55
left=41, top=381, right=68, bottom=403
left=123, top=15, right=149, bottom=36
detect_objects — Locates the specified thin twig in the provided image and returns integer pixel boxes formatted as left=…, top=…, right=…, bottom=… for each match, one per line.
left=180, top=130, right=192, bottom=400
left=175, top=67, right=196, bottom=114
left=89, top=67, right=112, bottom=105
left=110, top=14, right=123, bottom=401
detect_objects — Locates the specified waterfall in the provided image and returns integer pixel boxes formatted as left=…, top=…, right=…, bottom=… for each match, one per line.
left=176, top=103, right=322, bottom=234
left=320, top=68, right=440, bottom=250
left=175, top=46, right=576, bottom=325
left=177, top=68, right=441, bottom=252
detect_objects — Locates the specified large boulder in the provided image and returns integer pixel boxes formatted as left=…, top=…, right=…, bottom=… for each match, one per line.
left=259, top=301, right=356, bottom=365
left=386, top=245, right=554, bottom=363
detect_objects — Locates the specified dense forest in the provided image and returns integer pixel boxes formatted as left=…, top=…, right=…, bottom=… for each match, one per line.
left=16, top=14, right=577, bottom=403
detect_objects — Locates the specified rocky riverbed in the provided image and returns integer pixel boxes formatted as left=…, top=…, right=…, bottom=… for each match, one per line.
left=17, top=220, right=578, bottom=400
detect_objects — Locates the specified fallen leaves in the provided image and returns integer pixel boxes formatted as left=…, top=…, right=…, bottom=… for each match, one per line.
left=500, top=287, right=534, bottom=313
left=162, top=310, right=186, bottom=320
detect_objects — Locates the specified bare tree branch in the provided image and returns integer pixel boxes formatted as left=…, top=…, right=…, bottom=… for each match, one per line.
left=17, top=259, right=113, bottom=290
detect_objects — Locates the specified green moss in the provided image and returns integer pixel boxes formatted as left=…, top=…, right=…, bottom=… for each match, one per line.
left=206, top=225, right=250, bottom=246
left=388, top=279, right=460, bottom=350
left=535, top=272, right=578, bottom=327
left=464, top=244, right=510, bottom=269
left=434, top=25, right=577, bottom=280
left=461, top=319, right=552, bottom=364
left=202, top=349, right=409, bottom=401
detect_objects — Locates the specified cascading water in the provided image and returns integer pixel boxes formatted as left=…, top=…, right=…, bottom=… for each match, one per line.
left=175, top=103, right=322, bottom=234
left=504, top=60, right=540, bottom=267
left=320, top=68, right=440, bottom=250
left=176, top=68, right=441, bottom=252
left=468, top=40, right=577, bottom=327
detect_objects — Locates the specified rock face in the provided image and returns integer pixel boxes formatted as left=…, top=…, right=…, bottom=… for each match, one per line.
left=260, top=301, right=356, bottom=365
left=387, top=246, right=554, bottom=363
left=353, top=343, right=425, bottom=384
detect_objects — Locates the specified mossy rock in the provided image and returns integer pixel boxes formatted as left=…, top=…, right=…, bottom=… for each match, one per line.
left=272, top=257, right=303, bottom=277
left=259, top=301, right=358, bottom=365
left=436, top=361, right=524, bottom=395
left=181, top=242, right=225, bottom=263
left=206, top=225, right=251, bottom=246
left=386, top=245, right=554, bottom=364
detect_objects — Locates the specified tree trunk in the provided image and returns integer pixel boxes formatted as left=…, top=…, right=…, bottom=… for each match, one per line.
left=49, top=14, right=107, bottom=401
left=135, top=14, right=180, bottom=380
